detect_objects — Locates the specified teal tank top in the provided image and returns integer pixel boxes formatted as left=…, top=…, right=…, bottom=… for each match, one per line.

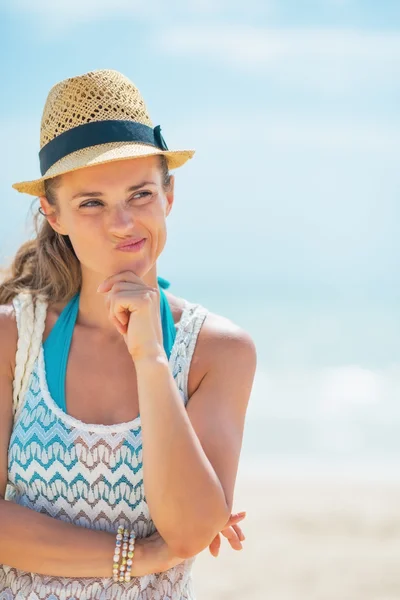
left=43, top=276, right=176, bottom=414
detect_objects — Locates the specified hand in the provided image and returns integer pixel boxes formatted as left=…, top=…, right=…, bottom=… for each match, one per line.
left=133, top=530, right=185, bottom=576
left=208, top=511, right=246, bottom=557
left=136, top=511, right=247, bottom=574
left=97, top=271, right=164, bottom=361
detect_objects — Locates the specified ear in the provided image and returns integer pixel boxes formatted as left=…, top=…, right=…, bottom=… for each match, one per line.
left=39, top=196, right=68, bottom=235
left=164, top=175, right=175, bottom=217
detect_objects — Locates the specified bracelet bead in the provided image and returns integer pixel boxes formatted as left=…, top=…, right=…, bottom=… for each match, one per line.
left=119, top=529, right=130, bottom=581
left=125, top=531, right=136, bottom=583
left=113, top=525, right=136, bottom=584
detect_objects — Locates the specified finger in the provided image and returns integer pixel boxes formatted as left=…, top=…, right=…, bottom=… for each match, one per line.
left=232, top=523, right=245, bottom=541
left=107, top=281, right=154, bottom=295
left=109, top=289, right=155, bottom=328
left=114, top=302, right=130, bottom=325
left=97, top=270, right=142, bottom=293
left=209, top=533, right=221, bottom=557
left=107, top=286, right=154, bottom=307
left=221, top=525, right=237, bottom=540
left=226, top=512, right=246, bottom=526
left=108, top=288, right=157, bottom=324
left=111, top=315, right=127, bottom=336
left=97, top=271, right=156, bottom=294
left=109, top=295, right=130, bottom=329
left=220, top=526, right=243, bottom=550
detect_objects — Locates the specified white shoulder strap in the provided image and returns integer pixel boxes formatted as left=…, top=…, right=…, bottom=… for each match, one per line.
left=171, top=302, right=208, bottom=404
left=12, top=292, right=48, bottom=419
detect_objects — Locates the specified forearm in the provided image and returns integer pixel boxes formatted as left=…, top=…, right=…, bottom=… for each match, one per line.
left=135, top=355, right=229, bottom=556
left=0, top=499, right=174, bottom=577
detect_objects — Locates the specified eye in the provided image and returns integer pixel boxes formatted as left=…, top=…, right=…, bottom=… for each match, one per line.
left=78, top=191, right=153, bottom=209
left=131, top=191, right=153, bottom=202
left=79, top=199, right=103, bottom=208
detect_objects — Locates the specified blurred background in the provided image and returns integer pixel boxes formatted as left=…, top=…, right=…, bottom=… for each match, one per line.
left=1, top=1, right=399, bottom=598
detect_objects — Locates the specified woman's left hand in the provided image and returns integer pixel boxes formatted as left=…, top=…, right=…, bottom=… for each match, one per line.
left=97, top=271, right=164, bottom=361
left=141, top=511, right=247, bottom=573
left=208, top=511, right=246, bottom=557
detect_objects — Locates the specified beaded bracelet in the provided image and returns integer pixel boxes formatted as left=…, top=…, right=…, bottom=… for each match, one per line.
left=112, top=525, right=136, bottom=583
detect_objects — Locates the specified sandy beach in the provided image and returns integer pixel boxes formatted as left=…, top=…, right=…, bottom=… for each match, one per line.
left=192, top=467, right=400, bottom=600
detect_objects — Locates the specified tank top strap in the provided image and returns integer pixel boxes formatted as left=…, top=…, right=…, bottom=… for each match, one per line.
left=159, top=284, right=177, bottom=358
left=12, top=292, right=48, bottom=420
left=170, top=300, right=209, bottom=405
left=43, top=293, right=79, bottom=413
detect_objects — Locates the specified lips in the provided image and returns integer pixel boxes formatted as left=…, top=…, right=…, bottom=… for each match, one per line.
left=115, top=237, right=145, bottom=250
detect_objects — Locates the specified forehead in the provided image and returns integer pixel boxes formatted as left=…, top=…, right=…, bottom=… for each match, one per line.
left=59, top=155, right=161, bottom=193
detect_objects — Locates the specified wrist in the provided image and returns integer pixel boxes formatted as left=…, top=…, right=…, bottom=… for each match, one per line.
left=129, top=539, right=148, bottom=577
left=132, top=348, right=169, bottom=366
left=131, top=537, right=170, bottom=576
left=132, top=534, right=185, bottom=576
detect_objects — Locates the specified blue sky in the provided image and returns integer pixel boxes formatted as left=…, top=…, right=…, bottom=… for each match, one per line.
left=1, top=1, right=398, bottom=296
left=1, top=1, right=399, bottom=465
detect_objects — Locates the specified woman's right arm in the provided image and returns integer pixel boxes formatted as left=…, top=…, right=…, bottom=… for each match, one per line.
left=0, top=305, right=184, bottom=579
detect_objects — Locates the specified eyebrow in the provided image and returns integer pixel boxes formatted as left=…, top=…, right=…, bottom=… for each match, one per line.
left=70, top=181, right=157, bottom=201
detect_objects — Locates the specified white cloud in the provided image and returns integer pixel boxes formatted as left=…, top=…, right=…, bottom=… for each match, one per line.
left=319, top=365, right=381, bottom=414
left=245, top=363, right=400, bottom=459
left=158, top=25, right=400, bottom=92
left=160, top=25, right=400, bottom=63
left=247, top=364, right=392, bottom=421
left=324, top=0, right=350, bottom=5
left=10, top=0, right=272, bottom=29
left=174, top=115, right=400, bottom=152
left=12, top=0, right=155, bottom=28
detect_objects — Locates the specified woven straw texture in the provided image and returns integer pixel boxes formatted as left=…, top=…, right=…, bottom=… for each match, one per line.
left=13, top=70, right=195, bottom=197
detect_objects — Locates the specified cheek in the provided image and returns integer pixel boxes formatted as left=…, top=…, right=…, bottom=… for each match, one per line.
left=65, top=215, right=105, bottom=255
left=152, top=213, right=168, bottom=251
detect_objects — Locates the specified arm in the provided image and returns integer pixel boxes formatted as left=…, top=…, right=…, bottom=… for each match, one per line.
left=0, top=499, right=189, bottom=577
left=136, top=318, right=257, bottom=559
left=0, top=306, right=180, bottom=578
left=0, top=304, right=247, bottom=577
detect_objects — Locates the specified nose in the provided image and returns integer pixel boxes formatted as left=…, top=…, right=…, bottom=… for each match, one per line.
left=107, top=203, right=136, bottom=236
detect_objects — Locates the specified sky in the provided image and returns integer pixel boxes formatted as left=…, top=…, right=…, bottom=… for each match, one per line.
left=0, top=1, right=399, bottom=470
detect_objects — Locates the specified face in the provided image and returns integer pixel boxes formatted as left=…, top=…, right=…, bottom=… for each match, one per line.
left=40, top=156, right=174, bottom=283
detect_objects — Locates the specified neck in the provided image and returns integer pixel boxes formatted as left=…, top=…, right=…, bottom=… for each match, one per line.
left=77, top=264, right=159, bottom=333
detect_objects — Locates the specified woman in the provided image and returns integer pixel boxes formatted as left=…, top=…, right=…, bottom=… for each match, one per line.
left=0, top=69, right=257, bottom=599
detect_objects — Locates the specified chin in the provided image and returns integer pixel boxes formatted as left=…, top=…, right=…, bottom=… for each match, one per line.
left=108, top=257, right=149, bottom=277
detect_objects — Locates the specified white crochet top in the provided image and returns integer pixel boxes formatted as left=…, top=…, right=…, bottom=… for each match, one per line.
left=1, top=292, right=209, bottom=600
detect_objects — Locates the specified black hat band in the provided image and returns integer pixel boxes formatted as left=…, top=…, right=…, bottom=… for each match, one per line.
left=39, top=120, right=168, bottom=176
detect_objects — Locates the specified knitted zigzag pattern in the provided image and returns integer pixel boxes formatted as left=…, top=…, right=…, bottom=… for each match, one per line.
left=2, top=292, right=208, bottom=600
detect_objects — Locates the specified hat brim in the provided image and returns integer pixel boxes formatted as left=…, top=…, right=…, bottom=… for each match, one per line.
left=12, top=141, right=195, bottom=197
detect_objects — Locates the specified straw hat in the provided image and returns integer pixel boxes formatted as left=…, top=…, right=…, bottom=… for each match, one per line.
left=12, top=69, right=195, bottom=197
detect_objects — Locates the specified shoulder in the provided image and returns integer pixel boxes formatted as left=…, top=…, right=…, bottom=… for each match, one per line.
left=0, top=303, right=18, bottom=378
left=166, top=290, right=257, bottom=387
left=198, top=309, right=257, bottom=373
left=167, top=289, right=256, bottom=355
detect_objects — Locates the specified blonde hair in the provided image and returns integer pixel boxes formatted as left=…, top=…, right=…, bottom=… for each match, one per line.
left=0, top=156, right=171, bottom=305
